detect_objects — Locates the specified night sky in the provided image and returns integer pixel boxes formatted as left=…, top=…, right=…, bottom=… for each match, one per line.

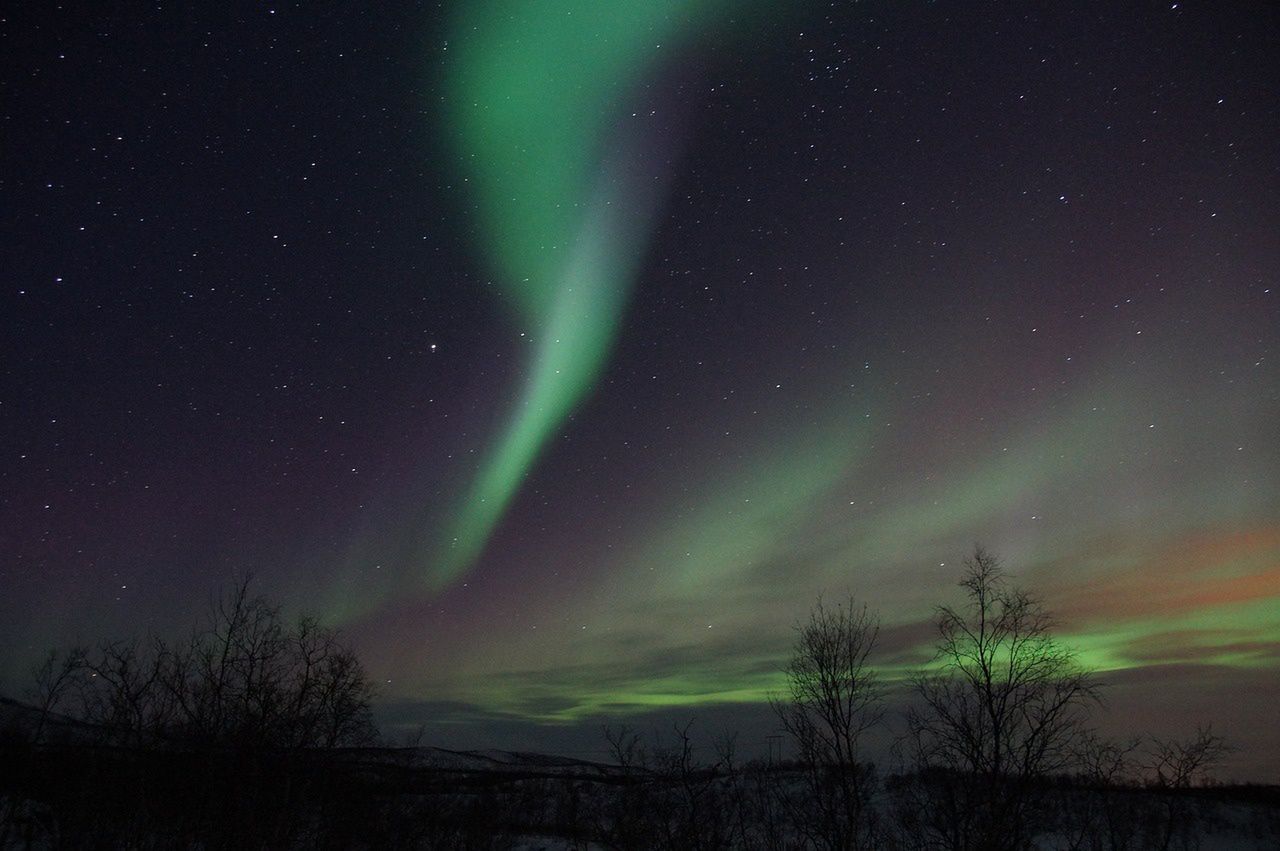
left=3, top=2, right=1278, bottom=776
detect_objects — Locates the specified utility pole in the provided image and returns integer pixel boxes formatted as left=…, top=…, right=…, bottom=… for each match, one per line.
left=766, top=734, right=784, bottom=766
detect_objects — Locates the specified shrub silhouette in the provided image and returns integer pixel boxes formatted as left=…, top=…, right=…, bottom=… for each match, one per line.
left=43, top=577, right=377, bottom=751
left=2, top=577, right=378, bottom=847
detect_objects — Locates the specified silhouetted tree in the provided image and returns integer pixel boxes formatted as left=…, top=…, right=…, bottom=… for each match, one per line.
left=5, top=577, right=378, bottom=847
left=146, top=578, right=377, bottom=750
left=599, top=722, right=657, bottom=849
left=596, top=721, right=749, bottom=850
left=772, top=595, right=884, bottom=849
left=52, top=577, right=377, bottom=752
left=1144, top=725, right=1231, bottom=851
left=901, top=547, right=1100, bottom=850
left=1064, top=731, right=1145, bottom=851
left=24, top=646, right=85, bottom=745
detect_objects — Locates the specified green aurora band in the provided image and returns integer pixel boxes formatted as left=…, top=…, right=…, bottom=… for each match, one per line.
left=393, top=349, right=1279, bottom=721
left=368, top=0, right=1280, bottom=770
left=435, top=0, right=795, bottom=587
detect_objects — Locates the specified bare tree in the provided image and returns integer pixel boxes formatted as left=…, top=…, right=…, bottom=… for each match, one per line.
left=1063, top=732, right=1144, bottom=851
left=901, top=547, right=1100, bottom=850
left=79, top=637, right=172, bottom=747
left=603, top=721, right=647, bottom=772
left=1145, top=725, right=1229, bottom=791
left=598, top=721, right=747, bottom=851
left=653, top=720, right=732, bottom=850
left=6, top=577, right=379, bottom=847
left=150, top=577, right=376, bottom=750
left=772, top=595, right=884, bottom=850
left=24, top=646, right=86, bottom=745
left=38, top=576, right=375, bottom=752
left=1144, top=725, right=1231, bottom=851
left=599, top=723, right=656, bottom=849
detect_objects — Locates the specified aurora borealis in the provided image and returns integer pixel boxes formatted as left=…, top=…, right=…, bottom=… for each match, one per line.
left=435, top=0, right=802, bottom=586
left=2, top=0, right=1278, bottom=779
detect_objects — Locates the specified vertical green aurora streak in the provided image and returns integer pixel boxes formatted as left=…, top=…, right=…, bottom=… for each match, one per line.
left=436, top=0, right=791, bottom=586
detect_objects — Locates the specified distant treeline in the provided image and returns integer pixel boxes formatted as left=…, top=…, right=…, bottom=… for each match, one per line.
left=2, top=552, right=1276, bottom=849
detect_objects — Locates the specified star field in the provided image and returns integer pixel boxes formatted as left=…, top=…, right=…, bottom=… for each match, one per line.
left=2, top=1, right=1277, bottom=776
